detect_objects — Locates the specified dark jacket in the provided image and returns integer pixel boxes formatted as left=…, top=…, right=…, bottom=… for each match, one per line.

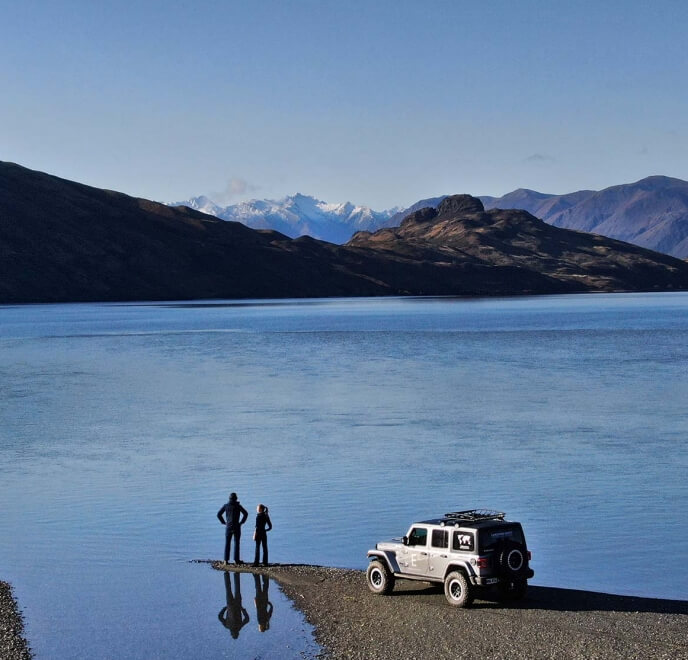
left=255, top=511, right=272, bottom=538
left=217, top=500, right=248, bottom=531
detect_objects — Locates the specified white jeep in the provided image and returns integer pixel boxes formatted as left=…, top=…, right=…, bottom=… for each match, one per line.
left=366, top=510, right=534, bottom=607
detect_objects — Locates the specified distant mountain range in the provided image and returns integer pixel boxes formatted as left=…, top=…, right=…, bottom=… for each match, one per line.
left=173, top=176, right=688, bottom=258
left=173, top=193, right=401, bottom=245
left=483, top=176, right=688, bottom=259
left=3, top=161, right=688, bottom=303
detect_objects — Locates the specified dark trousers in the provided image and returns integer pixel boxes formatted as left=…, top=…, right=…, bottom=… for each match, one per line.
left=254, top=533, right=268, bottom=565
left=224, top=528, right=241, bottom=563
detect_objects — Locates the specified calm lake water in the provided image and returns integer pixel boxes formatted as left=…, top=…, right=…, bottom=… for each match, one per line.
left=1, top=293, right=687, bottom=658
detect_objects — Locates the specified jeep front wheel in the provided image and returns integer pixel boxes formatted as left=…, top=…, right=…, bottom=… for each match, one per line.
left=366, top=560, right=394, bottom=595
left=444, top=571, right=473, bottom=607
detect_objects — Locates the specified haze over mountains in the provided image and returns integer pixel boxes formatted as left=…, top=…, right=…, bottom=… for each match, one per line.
left=174, top=176, right=688, bottom=258
left=3, top=161, right=688, bottom=304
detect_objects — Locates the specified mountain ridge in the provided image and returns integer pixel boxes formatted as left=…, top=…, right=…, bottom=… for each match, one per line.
left=174, top=175, right=688, bottom=257
left=3, top=161, right=688, bottom=303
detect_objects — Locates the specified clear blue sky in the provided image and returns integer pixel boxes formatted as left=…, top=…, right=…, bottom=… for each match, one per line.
left=2, top=0, right=687, bottom=208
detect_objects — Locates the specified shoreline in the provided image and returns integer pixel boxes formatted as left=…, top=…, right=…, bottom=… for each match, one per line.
left=4, top=289, right=688, bottom=307
left=210, top=562, right=688, bottom=660
left=0, top=582, right=32, bottom=660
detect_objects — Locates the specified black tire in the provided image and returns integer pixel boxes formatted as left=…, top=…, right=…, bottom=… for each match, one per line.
left=444, top=571, right=473, bottom=608
left=499, top=541, right=527, bottom=577
left=498, top=578, right=527, bottom=601
left=366, top=560, right=394, bottom=595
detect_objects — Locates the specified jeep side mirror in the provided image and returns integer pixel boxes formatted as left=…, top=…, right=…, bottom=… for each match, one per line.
left=402, top=535, right=409, bottom=546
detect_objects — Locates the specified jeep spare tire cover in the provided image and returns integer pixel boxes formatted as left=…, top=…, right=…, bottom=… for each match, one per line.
left=499, top=540, right=526, bottom=575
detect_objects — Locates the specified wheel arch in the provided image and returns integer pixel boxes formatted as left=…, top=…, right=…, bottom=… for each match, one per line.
left=367, top=550, right=398, bottom=574
left=443, top=561, right=473, bottom=581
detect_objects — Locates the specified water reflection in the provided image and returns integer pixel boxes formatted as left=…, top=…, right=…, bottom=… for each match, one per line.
left=254, top=573, right=274, bottom=632
left=218, top=572, right=276, bottom=639
left=218, top=572, right=250, bottom=639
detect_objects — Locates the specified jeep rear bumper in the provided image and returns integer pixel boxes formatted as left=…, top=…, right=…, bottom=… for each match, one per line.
left=472, top=568, right=534, bottom=586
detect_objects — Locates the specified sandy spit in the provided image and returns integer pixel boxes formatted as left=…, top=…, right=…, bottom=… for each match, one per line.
left=210, top=562, right=688, bottom=660
left=0, top=581, right=32, bottom=660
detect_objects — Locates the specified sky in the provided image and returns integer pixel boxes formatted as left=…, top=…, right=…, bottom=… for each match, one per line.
left=2, top=0, right=687, bottom=209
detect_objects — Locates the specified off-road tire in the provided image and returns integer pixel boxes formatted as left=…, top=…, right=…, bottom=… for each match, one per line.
left=499, top=541, right=527, bottom=576
left=444, top=571, right=473, bottom=608
left=366, top=560, right=394, bottom=595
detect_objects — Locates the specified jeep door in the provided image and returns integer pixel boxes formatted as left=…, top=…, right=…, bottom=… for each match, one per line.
left=428, top=528, right=450, bottom=578
left=398, top=526, right=430, bottom=576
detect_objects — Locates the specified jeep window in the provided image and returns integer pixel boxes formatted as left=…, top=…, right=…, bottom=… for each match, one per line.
left=452, top=531, right=475, bottom=552
left=431, top=529, right=448, bottom=548
left=479, top=525, right=524, bottom=553
left=408, top=527, right=427, bottom=546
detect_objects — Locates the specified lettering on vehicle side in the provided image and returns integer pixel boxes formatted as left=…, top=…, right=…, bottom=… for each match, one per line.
left=490, top=531, right=513, bottom=539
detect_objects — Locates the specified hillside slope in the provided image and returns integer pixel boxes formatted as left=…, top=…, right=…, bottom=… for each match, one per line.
left=0, top=162, right=391, bottom=302
left=3, top=162, right=688, bottom=303
left=348, top=195, right=688, bottom=293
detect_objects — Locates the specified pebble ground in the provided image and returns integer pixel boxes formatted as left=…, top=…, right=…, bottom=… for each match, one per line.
left=0, top=581, right=32, bottom=660
left=213, top=562, right=688, bottom=660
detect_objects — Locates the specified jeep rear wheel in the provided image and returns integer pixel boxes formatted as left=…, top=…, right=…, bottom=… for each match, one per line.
left=444, top=571, right=473, bottom=608
left=366, top=560, right=394, bottom=595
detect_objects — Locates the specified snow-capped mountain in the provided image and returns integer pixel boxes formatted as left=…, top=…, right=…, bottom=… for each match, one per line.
left=177, top=195, right=225, bottom=217
left=171, top=193, right=401, bottom=244
left=172, top=175, right=688, bottom=257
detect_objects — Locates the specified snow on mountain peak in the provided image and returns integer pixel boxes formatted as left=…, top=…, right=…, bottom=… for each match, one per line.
left=169, top=192, right=398, bottom=243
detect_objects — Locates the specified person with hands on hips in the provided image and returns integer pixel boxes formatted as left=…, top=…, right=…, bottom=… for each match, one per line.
left=217, top=492, right=248, bottom=564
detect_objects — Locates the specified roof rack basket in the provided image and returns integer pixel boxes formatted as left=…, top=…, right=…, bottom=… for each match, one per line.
left=444, top=509, right=505, bottom=522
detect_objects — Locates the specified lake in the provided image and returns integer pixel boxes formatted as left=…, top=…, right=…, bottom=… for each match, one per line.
left=1, top=292, right=687, bottom=658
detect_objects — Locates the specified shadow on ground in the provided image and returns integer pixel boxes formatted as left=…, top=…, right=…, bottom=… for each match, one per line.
left=392, top=583, right=688, bottom=615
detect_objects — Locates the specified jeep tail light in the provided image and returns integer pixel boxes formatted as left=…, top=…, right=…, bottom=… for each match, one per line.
left=528, top=551, right=532, bottom=561
left=476, top=557, right=489, bottom=570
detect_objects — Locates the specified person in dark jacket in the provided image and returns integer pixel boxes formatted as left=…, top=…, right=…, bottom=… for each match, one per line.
left=217, top=492, right=248, bottom=564
left=218, top=571, right=249, bottom=639
left=252, top=503, right=272, bottom=566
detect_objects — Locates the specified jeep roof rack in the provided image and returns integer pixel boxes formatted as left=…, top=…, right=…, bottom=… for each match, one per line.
left=443, top=509, right=505, bottom=522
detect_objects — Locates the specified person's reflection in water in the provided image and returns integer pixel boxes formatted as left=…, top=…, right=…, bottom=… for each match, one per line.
left=253, top=573, right=274, bottom=632
left=218, top=572, right=250, bottom=639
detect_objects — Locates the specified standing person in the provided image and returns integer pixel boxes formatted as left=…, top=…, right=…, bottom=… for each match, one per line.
left=217, top=492, right=248, bottom=564
left=252, top=504, right=272, bottom=566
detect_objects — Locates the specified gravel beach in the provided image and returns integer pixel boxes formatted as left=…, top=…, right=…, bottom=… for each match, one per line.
left=0, top=582, right=32, bottom=660
left=212, top=562, right=688, bottom=660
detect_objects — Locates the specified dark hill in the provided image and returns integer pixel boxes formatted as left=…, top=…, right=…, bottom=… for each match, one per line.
left=0, top=161, right=395, bottom=302
left=397, top=177, right=688, bottom=258
left=348, top=195, right=688, bottom=293
left=2, top=162, right=688, bottom=303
